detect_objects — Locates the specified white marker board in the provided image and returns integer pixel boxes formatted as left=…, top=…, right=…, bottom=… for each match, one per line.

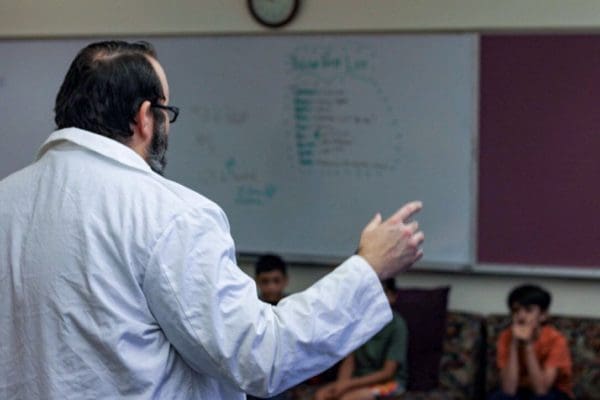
left=0, top=34, right=477, bottom=266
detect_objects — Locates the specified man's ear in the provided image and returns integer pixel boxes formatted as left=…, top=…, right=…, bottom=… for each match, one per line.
left=540, top=311, right=549, bottom=323
left=128, top=100, right=154, bottom=158
left=132, top=100, right=153, bottom=142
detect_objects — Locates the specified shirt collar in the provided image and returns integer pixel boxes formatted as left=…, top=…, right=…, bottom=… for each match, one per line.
left=37, top=127, right=152, bottom=173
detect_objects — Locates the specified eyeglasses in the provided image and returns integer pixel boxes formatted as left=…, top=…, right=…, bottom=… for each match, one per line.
left=151, top=104, right=180, bottom=123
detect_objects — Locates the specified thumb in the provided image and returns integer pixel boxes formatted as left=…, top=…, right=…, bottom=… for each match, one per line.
left=364, top=212, right=382, bottom=232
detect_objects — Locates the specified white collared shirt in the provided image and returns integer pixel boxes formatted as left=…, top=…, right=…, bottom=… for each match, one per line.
left=0, top=128, right=392, bottom=399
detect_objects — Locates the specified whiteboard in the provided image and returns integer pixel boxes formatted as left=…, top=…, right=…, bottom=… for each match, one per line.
left=0, top=34, right=477, bottom=266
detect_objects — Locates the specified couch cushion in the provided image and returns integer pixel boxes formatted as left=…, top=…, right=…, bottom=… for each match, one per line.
left=394, top=287, right=450, bottom=391
left=484, top=314, right=510, bottom=393
left=548, top=316, right=600, bottom=400
left=438, top=311, right=485, bottom=399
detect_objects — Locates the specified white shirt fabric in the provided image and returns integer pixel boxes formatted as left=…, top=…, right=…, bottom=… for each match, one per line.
left=0, top=128, right=392, bottom=399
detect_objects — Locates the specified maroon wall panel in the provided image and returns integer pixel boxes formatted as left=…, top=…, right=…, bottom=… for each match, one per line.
left=479, top=35, right=600, bottom=267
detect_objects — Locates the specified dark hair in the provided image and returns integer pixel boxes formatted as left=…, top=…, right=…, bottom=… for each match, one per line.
left=382, top=278, right=398, bottom=293
left=507, top=284, right=551, bottom=311
left=255, top=254, right=287, bottom=276
left=54, top=40, right=164, bottom=142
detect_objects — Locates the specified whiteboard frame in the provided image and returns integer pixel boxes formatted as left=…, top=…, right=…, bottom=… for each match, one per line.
left=474, top=263, right=600, bottom=279
left=3, top=33, right=599, bottom=279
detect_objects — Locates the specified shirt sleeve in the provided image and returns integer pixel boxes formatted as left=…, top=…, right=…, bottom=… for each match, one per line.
left=386, top=315, right=408, bottom=364
left=496, top=328, right=511, bottom=370
left=544, top=333, right=572, bottom=370
left=141, top=206, right=392, bottom=397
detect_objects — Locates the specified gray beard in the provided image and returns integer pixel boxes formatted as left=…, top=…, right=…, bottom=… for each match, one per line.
left=147, top=120, right=168, bottom=175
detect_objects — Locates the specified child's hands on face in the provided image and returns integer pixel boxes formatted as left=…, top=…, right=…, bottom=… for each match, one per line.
left=510, top=303, right=545, bottom=343
left=511, top=318, right=535, bottom=342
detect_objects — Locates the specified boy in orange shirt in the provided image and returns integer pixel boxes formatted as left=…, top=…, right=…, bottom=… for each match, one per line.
left=489, top=284, right=573, bottom=400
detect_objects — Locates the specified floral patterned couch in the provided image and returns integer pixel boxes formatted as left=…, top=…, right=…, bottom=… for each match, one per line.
left=485, top=314, right=600, bottom=400
left=288, top=312, right=600, bottom=400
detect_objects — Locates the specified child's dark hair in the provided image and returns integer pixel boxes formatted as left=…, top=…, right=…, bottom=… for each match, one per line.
left=382, top=278, right=398, bottom=293
left=507, top=284, right=551, bottom=311
left=255, top=254, right=287, bottom=276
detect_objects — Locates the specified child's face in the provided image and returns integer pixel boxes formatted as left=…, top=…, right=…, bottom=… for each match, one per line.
left=256, top=270, right=288, bottom=304
left=511, top=303, right=547, bottom=327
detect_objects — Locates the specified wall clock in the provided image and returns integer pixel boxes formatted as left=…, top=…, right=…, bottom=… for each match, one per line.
left=247, top=0, right=300, bottom=28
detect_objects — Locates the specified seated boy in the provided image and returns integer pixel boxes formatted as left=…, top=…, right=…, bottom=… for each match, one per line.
left=314, top=279, right=408, bottom=400
left=254, top=253, right=288, bottom=305
left=247, top=254, right=290, bottom=400
left=489, top=284, right=573, bottom=400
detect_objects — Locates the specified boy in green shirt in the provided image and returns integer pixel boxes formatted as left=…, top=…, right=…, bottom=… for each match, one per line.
left=314, top=279, right=408, bottom=400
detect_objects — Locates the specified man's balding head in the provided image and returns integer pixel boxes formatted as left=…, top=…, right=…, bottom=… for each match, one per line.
left=54, top=41, right=165, bottom=144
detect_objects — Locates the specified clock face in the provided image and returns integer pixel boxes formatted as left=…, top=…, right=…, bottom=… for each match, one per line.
left=248, top=0, right=299, bottom=28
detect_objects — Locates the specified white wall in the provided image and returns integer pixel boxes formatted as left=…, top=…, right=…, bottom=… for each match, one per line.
left=1, top=0, right=599, bottom=317
left=4, top=0, right=600, bottom=37
left=241, top=263, right=600, bottom=318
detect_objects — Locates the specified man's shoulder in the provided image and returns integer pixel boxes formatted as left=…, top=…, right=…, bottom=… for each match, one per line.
left=42, top=128, right=225, bottom=217
left=155, top=175, right=235, bottom=234
left=0, top=162, right=34, bottom=190
left=154, top=174, right=221, bottom=213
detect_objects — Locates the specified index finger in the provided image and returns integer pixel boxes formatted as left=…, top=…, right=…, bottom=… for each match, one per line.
left=387, top=201, right=423, bottom=225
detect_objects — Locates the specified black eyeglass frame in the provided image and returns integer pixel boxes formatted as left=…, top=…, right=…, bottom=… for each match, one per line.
left=151, top=104, right=180, bottom=123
